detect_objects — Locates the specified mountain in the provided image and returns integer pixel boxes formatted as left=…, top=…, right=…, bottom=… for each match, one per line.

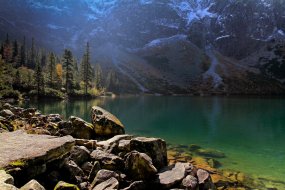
left=0, top=0, right=285, bottom=94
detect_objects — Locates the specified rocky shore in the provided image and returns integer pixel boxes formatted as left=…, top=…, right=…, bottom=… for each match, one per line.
left=0, top=103, right=280, bottom=190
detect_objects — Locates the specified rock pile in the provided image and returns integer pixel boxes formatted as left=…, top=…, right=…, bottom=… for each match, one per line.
left=0, top=103, right=216, bottom=190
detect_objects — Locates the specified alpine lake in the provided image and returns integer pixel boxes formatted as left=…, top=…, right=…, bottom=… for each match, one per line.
left=19, top=96, right=285, bottom=189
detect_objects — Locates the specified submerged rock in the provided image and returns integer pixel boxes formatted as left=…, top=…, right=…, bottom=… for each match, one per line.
left=196, top=149, right=225, bottom=158
left=91, top=106, right=125, bottom=137
left=124, top=151, right=157, bottom=180
left=130, top=137, right=167, bottom=170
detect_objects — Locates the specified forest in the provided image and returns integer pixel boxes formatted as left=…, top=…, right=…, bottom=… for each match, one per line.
left=0, top=34, right=119, bottom=100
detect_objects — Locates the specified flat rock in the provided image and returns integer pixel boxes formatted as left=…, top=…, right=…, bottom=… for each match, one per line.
left=0, top=130, right=74, bottom=178
left=156, top=163, right=193, bottom=189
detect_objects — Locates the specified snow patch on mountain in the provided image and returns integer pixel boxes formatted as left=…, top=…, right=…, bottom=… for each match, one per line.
left=140, top=0, right=153, bottom=5
left=28, top=1, right=64, bottom=12
left=84, top=0, right=118, bottom=16
left=47, top=24, right=64, bottom=30
left=169, top=0, right=216, bottom=25
left=144, top=34, right=187, bottom=48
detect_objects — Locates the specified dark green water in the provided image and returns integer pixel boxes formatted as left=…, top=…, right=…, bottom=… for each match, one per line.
left=20, top=96, right=285, bottom=186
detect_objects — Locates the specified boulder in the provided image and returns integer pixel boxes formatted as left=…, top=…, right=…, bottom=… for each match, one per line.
left=63, top=160, right=85, bottom=183
left=75, top=139, right=97, bottom=150
left=69, top=116, right=95, bottom=139
left=130, top=137, right=167, bottom=169
left=196, top=149, right=225, bottom=158
left=196, top=169, right=216, bottom=190
left=47, top=114, right=62, bottom=123
left=0, top=170, right=18, bottom=190
left=93, top=177, right=119, bottom=190
left=20, top=179, right=45, bottom=190
left=91, top=169, right=119, bottom=188
left=121, top=181, right=146, bottom=190
left=0, top=110, right=14, bottom=118
left=54, top=181, right=79, bottom=190
left=156, top=163, right=193, bottom=189
left=0, top=170, right=14, bottom=185
left=0, top=130, right=74, bottom=183
left=69, top=146, right=91, bottom=165
left=88, top=161, right=101, bottom=181
left=91, top=106, right=125, bottom=137
left=97, top=135, right=133, bottom=152
left=91, top=150, right=124, bottom=170
left=0, top=183, right=19, bottom=190
left=124, top=151, right=157, bottom=180
left=181, top=175, right=198, bottom=190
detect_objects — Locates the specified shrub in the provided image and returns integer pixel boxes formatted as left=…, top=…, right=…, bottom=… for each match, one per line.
left=0, top=89, right=21, bottom=100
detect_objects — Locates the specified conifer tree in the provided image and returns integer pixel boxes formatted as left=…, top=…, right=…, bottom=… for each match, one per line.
left=94, top=63, right=103, bottom=90
left=63, top=49, right=74, bottom=94
left=80, top=42, right=93, bottom=95
left=20, top=37, right=26, bottom=67
left=34, top=58, right=44, bottom=97
left=3, top=34, right=12, bottom=62
left=47, top=52, right=56, bottom=88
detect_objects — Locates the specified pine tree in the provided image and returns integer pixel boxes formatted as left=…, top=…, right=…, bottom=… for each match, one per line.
left=34, top=58, right=44, bottom=97
left=80, top=42, right=93, bottom=95
left=63, top=49, right=74, bottom=94
left=94, top=63, right=103, bottom=90
left=12, top=40, right=18, bottom=59
left=106, top=70, right=119, bottom=92
left=47, top=52, right=56, bottom=88
left=20, top=37, right=26, bottom=67
left=28, top=38, right=36, bottom=69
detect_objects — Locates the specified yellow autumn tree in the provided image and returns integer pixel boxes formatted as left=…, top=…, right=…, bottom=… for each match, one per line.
left=55, top=63, right=63, bottom=89
left=56, top=63, right=63, bottom=79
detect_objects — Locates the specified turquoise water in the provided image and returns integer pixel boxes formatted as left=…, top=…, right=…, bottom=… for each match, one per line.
left=20, top=96, right=285, bottom=185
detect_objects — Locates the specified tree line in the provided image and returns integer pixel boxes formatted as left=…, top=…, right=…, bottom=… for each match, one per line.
left=0, top=34, right=119, bottom=99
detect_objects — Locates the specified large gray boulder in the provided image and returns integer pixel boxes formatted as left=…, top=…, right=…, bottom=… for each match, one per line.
left=156, top=163, right=193, bottom=189
left=91, top=106, right=125, bottom=137
left=130, top=137, right=167, bottom=170
left=125, top=151, right=157, bottom=180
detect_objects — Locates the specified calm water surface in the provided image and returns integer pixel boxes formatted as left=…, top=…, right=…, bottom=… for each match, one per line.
left=20, top=96, right=285, bottom=184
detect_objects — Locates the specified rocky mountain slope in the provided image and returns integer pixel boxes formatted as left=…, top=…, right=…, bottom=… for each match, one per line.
left=1, top=0, right=285, bottom=94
